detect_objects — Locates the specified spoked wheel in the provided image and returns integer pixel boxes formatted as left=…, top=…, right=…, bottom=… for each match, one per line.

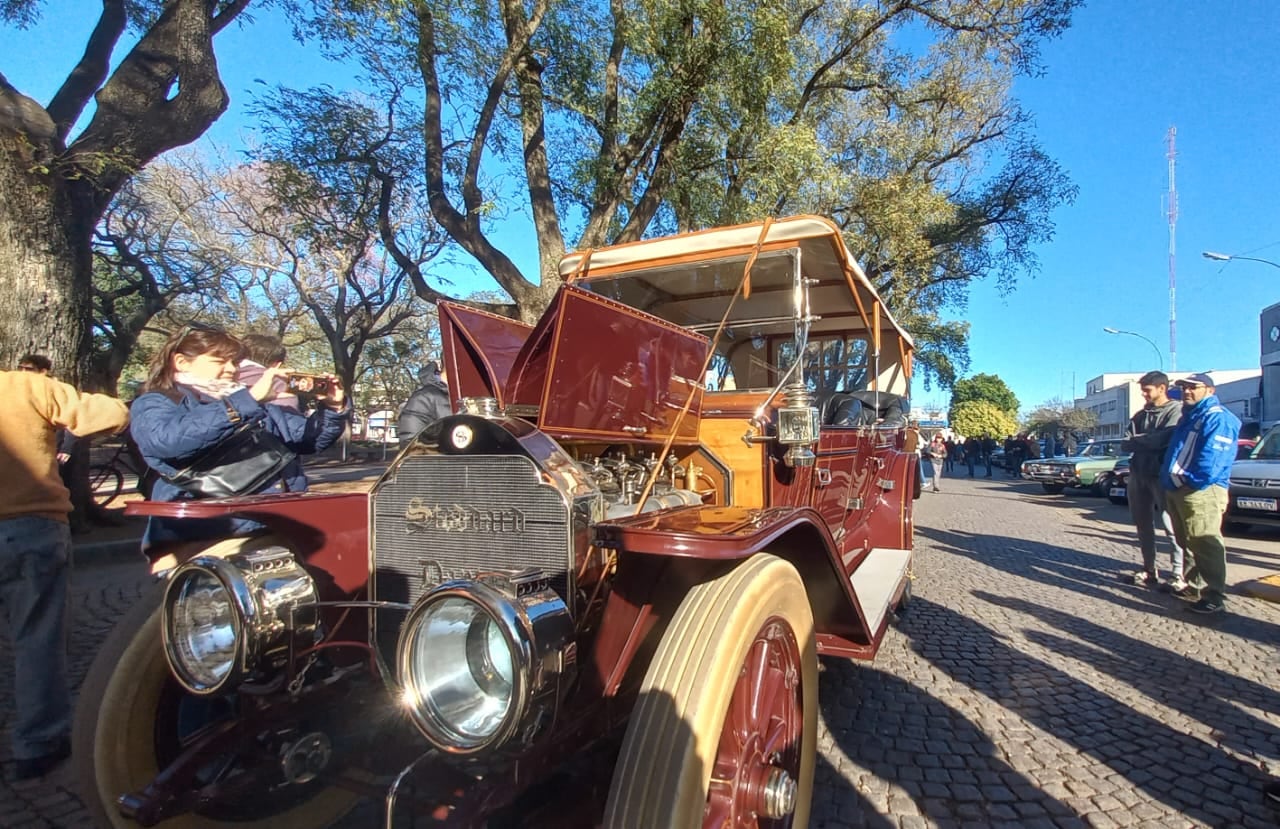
left=72, top=538, right=358, bottom=828
left=604, top=554, right=817, bottom=828
left=89, top=464, right=123, bottom=507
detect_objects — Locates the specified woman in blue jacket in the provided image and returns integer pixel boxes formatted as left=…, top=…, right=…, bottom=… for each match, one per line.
left=131, top=325, right=351, bottom=550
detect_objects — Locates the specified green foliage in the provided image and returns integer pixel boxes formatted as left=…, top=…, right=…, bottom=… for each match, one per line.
left=949, top=400, right=1018, bottom=439
left=951, top=373, right=1019, bottom=416
left=271, top=0, right=1081, bottom=356
left=1025, top=397, right=1097, bottom=435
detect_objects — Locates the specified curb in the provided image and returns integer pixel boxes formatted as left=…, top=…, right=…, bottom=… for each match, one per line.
left=1241, top=575, right=1280, bottom=604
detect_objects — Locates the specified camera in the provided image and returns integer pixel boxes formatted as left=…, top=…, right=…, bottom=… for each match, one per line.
left=286, top=374, right=331, bottom=395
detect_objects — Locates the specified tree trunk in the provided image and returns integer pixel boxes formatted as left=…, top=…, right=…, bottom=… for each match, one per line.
left=0, top=133, right=93, bottom=382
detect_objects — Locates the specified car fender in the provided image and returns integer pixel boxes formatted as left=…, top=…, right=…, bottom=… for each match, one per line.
left=591, top=505, right=870, bottom=695
left=125, top=492, right=369, bottom=595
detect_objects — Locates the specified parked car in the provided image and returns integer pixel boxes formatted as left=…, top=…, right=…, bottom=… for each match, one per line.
left=1100, top=456, right=1132, bottom=505
left=1105, top=439, right=1257, bottom=508
left=76, top=216, right=918, bottom=828
left=1105, top=437, right=1254, bottom=509
left=1226, top=426, right=1280, bottom=530
left=1021, top=439, right=1129, bottom=495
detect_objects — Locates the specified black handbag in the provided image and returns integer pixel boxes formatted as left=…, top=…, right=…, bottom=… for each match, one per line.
left=163, top=421, right=297, bottom=498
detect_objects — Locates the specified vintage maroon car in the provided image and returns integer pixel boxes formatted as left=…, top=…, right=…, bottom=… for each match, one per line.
left=75, top=216, right=918, bottom=828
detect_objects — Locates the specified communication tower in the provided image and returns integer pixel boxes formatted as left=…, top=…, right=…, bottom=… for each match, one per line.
left=1166, top=127, right=1178, bottom=371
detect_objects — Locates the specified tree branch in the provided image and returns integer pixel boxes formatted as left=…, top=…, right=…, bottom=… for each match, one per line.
left=68, top=0, right=250, bottom=217
left=46, top=0, right=127, bottom=141
left=415, top=0, right=538, bottom=318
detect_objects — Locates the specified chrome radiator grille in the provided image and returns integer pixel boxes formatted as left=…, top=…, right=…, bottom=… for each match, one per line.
left=371, top=455, right=572, bottom=609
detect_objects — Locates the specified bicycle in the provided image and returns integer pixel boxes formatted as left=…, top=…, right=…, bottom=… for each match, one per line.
left=88, top=437, right=149, bottom=507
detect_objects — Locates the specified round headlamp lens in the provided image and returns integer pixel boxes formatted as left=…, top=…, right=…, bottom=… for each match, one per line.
left=403, top=596, right=515, bottom=746
left=167, top=569, right=238, bottom=691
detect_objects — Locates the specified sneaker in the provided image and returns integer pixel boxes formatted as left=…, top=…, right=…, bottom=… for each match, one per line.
left=1129, top=571, right=1159, bottom=588
left=1165, top=578, right=1189, bottom=593
left=1171, top=584, right=1200, bottom=601
left=1187, top=597, right=1225, bottom=614
left=12, top=738, right=70, bottom=781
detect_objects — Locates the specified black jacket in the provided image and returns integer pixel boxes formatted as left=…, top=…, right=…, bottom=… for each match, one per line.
left=397, top=377, right=452, bottom=443
left=1123, top=399, right=1182, bottom=479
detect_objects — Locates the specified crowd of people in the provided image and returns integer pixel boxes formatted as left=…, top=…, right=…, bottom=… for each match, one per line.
left=918, top=430, right=1047, bottom=481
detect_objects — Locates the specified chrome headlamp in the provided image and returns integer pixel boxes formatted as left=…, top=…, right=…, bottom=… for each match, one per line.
left=163, top=547, right=318, bottom=695
left=397, top=570, right=574, bottom=754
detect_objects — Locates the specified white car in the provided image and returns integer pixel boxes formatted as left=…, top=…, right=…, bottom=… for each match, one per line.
left=1225, top=425, right=1280, bottom=530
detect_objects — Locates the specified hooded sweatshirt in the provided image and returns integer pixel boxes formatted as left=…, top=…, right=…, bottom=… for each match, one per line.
left=1122, top=398, right=1182, bottom=480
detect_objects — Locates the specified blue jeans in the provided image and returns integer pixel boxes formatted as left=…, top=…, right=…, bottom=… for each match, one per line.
left=0, top=517, right=72, bottom=759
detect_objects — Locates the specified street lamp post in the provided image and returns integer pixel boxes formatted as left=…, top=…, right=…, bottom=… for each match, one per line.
left=1102, top=327, right=1164, bottom=370
left=1202, top=251, right=1280, bottom=270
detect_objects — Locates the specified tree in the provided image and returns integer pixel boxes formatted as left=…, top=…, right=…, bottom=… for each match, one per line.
left=950, top=373, right=1020, bottom=418
left=1, top=0, right=252, bottom=381
left=89, top=154, right=242, bottom=393
left=1025, top=397, right=1097, bottom=437
left=109, top=151, right=440, bottom=393
left=949, top=400, right=1017, bottom=440
left=274, top=0, right=1079, bottom=364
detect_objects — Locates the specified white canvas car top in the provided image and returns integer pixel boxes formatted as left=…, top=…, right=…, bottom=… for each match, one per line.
left=558, top=215, right=914, bottom=350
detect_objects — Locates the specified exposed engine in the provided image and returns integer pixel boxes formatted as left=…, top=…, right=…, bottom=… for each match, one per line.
left=576, top=450, right=706, bottom=519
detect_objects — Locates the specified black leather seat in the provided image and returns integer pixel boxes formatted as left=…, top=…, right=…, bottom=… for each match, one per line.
left=825, top=390, right=909, bottom=427
left=849, top=390, right=908, bottom=427
left=820, top=392, right=867, bottom=427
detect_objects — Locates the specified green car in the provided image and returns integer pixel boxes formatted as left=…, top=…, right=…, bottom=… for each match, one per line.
left=1021, top=439, right=1131, bottom=495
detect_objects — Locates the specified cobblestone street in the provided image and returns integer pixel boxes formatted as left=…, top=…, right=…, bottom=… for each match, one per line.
left=2, top=472, right=1278, bottom=827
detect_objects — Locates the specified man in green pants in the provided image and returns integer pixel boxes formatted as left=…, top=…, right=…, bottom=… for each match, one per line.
left=1160, top=373, right=1241, bottom=614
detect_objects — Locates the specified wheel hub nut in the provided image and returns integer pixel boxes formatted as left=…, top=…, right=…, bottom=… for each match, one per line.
left=760, top=767, right=797, bottom=818
left=280, top=732, right=332, bottom=784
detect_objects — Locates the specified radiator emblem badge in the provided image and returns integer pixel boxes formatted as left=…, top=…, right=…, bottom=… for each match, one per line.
left=404, top=499, right=527, bottom=534
left=450, top=424, right=474, bottom=449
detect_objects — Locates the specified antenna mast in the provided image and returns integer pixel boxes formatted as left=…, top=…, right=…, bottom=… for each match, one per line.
left=1166, top=126, right=1178, bottom=371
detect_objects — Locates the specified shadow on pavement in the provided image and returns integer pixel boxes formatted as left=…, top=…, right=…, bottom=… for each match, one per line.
left=816, top=660, right=1077, bottom=826
left=897, top=596, right=1278, bottom=826
left=916, top=526, right=1174, bottom=617
left=974, top=590, right=1280, bottom=763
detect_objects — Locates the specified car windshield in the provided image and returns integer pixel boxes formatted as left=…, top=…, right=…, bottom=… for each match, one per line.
left=1078, top=442, right=1122, bottom=458
left=1250, top=428, right=1280, bottom=460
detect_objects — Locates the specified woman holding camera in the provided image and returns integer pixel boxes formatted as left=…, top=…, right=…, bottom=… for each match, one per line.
left=130, top=325, right=351, bottom=550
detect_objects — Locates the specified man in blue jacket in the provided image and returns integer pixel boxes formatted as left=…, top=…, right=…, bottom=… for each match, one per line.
left=1159, top=373, right=1241, bottom=613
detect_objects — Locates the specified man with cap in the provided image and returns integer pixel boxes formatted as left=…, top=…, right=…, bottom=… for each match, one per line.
left=1159, top=372, right=1240, bottom=613
left=397, top=361, right=452, bottom=445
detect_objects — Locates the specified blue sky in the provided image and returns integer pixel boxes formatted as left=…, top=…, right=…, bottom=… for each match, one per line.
left=4, top=1, right=1278, bottom=415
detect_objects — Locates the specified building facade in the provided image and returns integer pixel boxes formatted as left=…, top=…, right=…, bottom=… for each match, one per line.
left=1262, top=301, right=1280, bottom=433
left=1075, top=369, right=1261, bottom=439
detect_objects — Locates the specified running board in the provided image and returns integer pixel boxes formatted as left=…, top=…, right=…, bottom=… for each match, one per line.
left=849, top=547, right=912, bottom=636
